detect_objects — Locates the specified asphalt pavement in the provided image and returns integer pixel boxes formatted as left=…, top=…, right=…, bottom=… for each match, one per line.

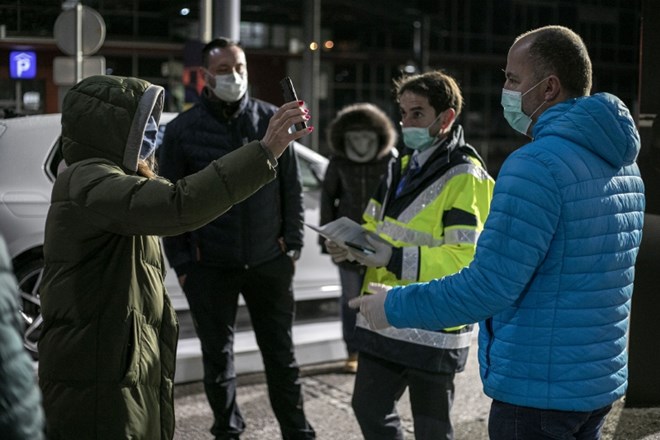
left=173, top=335, right=660, bottom=440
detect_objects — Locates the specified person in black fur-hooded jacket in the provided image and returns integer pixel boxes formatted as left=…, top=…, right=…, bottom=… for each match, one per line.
left=319, top=102, right=397, bottom=373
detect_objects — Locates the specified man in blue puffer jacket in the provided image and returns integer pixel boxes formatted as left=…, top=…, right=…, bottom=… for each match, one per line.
left=350, top=25, right=645, bottom=440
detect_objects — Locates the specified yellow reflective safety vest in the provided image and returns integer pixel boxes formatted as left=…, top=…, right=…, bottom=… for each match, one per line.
left=355, top=125, right=494, bottom=373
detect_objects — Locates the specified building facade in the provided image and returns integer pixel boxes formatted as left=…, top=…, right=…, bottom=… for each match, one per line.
left=0, top=0, right=641, bottom=173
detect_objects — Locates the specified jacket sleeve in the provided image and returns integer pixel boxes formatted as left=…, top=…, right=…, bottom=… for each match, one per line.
left=388, top=162, right=494, bottom=282
left=0, top=237, right=45, bottom=440
left=157, top=120, right=194, bottom=276
left=385, top=151, right=561, bottom=330
left=63, top=141, right=277, bottom=248
left=319, top=159, right=341, bottom=249
left=279, top=143, right=304, bottom=252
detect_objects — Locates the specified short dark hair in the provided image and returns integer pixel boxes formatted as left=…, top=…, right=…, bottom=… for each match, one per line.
left=516, top=25, right=592, bottom=97
left=393, top=70, right=463, bottom=117
left=201, top=37, right=241, bottom=67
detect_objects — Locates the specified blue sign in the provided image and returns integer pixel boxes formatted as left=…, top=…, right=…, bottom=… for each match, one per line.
left=10, top=51, right=37, bottom=79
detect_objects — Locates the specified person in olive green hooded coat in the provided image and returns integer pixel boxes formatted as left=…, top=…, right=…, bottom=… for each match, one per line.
left=37, top=75, right=312, bottom=440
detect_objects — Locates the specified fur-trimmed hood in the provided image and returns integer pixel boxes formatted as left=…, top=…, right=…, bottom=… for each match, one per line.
left=327, top=102, right=397, bottom=159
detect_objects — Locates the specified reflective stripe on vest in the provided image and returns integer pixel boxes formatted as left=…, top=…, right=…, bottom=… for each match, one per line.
left=398, top=162, right=491, bottom=223
left=398, top=229, right=479, bottom=281
left=364, top=163, right=490, bottom=229
left=364, top=199, right=382, bottom=221
left=376, top=221, right=480, bottom=247
left=402, top=246, right=420, bottom=281
left=356, top=314, right=473, bottom=349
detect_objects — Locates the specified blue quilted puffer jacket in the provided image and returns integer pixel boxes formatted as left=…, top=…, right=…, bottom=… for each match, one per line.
left=385, top=93, right=645, bottom=411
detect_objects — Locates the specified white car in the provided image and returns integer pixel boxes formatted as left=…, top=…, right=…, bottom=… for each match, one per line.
left=0, top=113, right=343, bottom=381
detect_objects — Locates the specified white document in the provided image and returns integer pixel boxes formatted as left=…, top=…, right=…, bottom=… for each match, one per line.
left=305, top=217, right=376, bottom=254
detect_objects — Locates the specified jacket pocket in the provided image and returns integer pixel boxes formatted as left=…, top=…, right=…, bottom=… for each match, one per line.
left=483, top=317, right=494, bottom=379
left=120, top=311, right=142, bottom=386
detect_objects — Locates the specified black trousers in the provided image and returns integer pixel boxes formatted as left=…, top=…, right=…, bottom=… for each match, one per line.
left=352, top=351, right=455, bottom=440
left=183, top=254, right=315, bottom=439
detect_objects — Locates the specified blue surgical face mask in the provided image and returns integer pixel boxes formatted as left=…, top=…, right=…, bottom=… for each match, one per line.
left=501, top=76, right=549, bottom=136
left=139, top=115, right=159, bottom=160
left=401, top=112, right=443, bottom=151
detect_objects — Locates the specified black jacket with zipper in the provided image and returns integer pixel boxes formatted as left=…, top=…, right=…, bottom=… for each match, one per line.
left=159, top=90, right=304, bottom=274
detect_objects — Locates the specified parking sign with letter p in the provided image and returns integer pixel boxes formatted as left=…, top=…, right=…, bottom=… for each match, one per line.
left=10, top=51, right=37, bottom=79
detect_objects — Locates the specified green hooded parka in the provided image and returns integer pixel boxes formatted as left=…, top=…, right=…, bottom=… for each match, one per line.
left=38, top=75, right=277, bottom=439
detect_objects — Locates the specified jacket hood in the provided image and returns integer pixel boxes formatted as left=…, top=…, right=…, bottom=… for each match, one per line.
left=327, top=102, right=397, bottom=159
left=61, top=75, right=164, bottom=173
left=533, top=92, right=640, bottom=168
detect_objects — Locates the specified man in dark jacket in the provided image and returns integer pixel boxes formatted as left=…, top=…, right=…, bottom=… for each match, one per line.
left=159, top=37, right=314, bottom=439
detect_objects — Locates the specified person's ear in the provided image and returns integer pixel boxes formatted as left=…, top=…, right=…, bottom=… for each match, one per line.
left=440, top=108, right=456, bottom=131
left=198, top=66, right=212, bottom=87
left=544, top=75, right=562, bottom=102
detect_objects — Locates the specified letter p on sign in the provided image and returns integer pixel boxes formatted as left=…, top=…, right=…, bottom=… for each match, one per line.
left=10, top=51, right=37, bottom=79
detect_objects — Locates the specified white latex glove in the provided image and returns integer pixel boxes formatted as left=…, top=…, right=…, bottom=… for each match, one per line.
left=349, top=234, right=393, bottom=267
left=348, top=283, right=392, bottom=330
left=325, top=239, right=355, bottom=263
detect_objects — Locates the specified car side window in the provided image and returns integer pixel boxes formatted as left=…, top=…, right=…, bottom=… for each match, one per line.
left=46, top=136, right=64, bottom=181
left=298, top=155, right=322, bottom=191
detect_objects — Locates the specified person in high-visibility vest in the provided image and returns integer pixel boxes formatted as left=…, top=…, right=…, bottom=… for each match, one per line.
left=327, top=70, right=494, bottom=440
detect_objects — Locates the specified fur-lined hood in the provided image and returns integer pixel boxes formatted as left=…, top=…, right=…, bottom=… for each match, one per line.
left=327, top=103, right=397, bottom=159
